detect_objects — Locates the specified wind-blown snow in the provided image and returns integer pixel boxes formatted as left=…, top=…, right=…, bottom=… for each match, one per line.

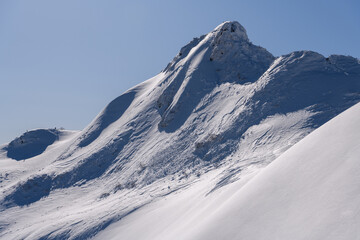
left=94, top=102, right=360, bottom=240
left=0, top=21, right=360, bottom=239
left=188, top=102, right=360, bottom=240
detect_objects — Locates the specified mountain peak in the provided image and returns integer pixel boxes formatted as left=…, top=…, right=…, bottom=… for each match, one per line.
left=208, top=21, right=274, bottom=83
left=211, top=21, right=249, bottom=42
left=2, top=21, right=360, bottom=240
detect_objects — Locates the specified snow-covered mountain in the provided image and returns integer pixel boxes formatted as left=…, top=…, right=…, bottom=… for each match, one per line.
left=94, top=100, right=360, bottom=240
left=1, top=21, right=360, bottom=239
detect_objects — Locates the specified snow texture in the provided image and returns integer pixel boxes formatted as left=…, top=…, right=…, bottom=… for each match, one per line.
left=94, top=102, right=360, bottom=240
left=0, top=21, right=360, bottom=239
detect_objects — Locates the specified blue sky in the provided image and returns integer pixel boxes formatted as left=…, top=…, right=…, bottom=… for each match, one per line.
left=1, top=0, right=359, bottom=144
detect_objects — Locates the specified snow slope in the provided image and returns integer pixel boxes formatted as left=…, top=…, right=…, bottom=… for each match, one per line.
left=1, top=21, right=360, bottom=239
left=188, top=102, right=360, bottom=240
left=94, top=100, right=360, bottom=240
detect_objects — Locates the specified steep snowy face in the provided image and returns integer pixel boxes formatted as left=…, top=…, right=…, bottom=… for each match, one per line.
left=250, top=51, right=360, bottom=116
left=209, top=21, right=274, bottom=82
left=94, top=103, right=360, bottom=240
left=180, top=103, right=360, bottom=240
left=158, top=21, right=274, bottom=130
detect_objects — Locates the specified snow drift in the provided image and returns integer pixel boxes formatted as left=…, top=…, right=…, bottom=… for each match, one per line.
left=187, top=102, right=360, bottom=240
left=94, top=100, right=360, bottom=240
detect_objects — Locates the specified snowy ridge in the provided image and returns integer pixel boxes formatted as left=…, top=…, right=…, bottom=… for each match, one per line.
left=0, top=21, right=360, bottom=239
left=158, top=21, right=274, bottom=130
left=94, top=102, right=360, bottom=240
left=187, top=102, right=360, bottom=240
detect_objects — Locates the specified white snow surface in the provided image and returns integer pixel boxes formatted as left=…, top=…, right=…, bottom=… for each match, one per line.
left=94, top=101, right=360, bottom=240
left=1, top=21, right=360, bottom=239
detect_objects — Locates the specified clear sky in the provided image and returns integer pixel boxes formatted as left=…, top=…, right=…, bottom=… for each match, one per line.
left=1, top=0, right=359, bottom=144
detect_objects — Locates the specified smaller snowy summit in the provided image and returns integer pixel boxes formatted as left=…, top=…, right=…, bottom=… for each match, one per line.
left=1, top=128, right=76, bottom=161
left=5, top=129, right=61, bottom=160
